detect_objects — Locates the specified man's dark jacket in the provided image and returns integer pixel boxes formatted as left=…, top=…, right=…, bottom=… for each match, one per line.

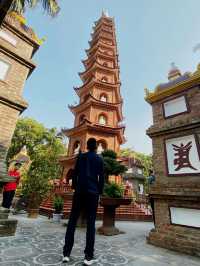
left=72, top=151, right=104, bottom=195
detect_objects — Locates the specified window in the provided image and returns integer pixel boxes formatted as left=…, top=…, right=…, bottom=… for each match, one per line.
left=0, top=30, right=17, bottom=46
left=73, top=141, right=81, bottom=154
left=98, top=114, right=107, bottom=125
left=97, top=140, right=107, bottom=154
left=0, top=59, right=10, bottom=80
left=101, top=76, right=108, bottom=83
left=100, top=94, right=107, bottom=102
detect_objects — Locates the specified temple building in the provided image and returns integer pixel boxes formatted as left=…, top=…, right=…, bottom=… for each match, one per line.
left=60, top=12, right=125, bottom=180
left=120, top=156, right=146, bottom=195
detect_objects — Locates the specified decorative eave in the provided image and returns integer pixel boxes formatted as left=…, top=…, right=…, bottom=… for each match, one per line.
left=79, top=60, right=118, bottom=82
left=88, top=33, right=114, bottom=48
left=85, top=40, right=116, bottom=57
left=94, top=16, right=114, bottom=30
left=0, top=86, right=28, bottom=113
left=0, top=43, right=36, bottom=77
left=63, top=120, right=125, bottom=144
left=91, top=25, right=113, bottom=40
left=74, top=78, right=122, bottom=103
left=68, top=93, right=123, bottom=121
left=145, top=64, right=200, bottom=104
left=82, top=49, right=116, bottom=68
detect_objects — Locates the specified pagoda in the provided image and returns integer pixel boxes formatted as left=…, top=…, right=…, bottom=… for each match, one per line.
left=60, top=12, right=125, bottom=180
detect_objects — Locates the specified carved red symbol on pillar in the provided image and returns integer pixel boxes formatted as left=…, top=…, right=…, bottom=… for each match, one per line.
left=172, top=141, right=197, bottom=171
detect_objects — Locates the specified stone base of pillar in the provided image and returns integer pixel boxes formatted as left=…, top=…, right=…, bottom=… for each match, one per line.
left=0, top=208, right=18, bottom=237
left=147, top=227, right=200, bottom=257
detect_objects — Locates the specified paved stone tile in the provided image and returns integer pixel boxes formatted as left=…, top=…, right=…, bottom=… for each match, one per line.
left=0, top=215, right=200, bottom=266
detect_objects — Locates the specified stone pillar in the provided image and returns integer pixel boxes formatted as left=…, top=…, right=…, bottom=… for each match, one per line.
left=145, top=64, right=200, bottom=256
left=0, top=12, right=40, bottom=236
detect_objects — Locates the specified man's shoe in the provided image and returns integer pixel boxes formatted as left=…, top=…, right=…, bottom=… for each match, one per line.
left=84, top=256, right=98, bottom=265
left=62, top=256, right=70, bottom=263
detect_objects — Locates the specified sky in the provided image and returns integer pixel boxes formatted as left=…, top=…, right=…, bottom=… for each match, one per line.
left=22, top=0, right=200, bottom=154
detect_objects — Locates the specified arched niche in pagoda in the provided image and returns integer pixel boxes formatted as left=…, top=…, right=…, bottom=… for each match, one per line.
left=97, top=139, right=107, bottom=154
left=100, top=93, right=108, bottom=102
left=79, top=114, right=86, bottom=124
left=98, top=113, right=107, bottom=125
left=73, top=140, right=81, bottom=154
left=66, top=168, right=74, bottom=183
left=101, top=76, right=108, bottom=83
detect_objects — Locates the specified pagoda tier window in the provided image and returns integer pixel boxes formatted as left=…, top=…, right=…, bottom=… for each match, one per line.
left=103, top=62, right=108, bottom=67
left=101, top=76, right=108, bottom=83
left=79, top=114, right=86, bottom=124
left=100, top=93, right=108, bottom=102
left=0, top=59, right=10, bottom=80
left=98, top=114, right=107, bottom=125
left=97, top=139, right=107, bottom=154
left=73, top=141, right=81, bottom=154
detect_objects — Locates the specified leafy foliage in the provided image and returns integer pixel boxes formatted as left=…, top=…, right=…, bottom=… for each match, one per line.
left=53, top=196, right=64, bottom=213
left=7, top=118, right=66, bottom=207
left=102, top=149, right=127, bottom=183
left=103, top=182, right=124, bottom=198
left=11, top=0, right=60, bottom=16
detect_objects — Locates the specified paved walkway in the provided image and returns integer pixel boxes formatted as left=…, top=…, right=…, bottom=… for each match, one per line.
left=0, top=215, right=200, bottom=266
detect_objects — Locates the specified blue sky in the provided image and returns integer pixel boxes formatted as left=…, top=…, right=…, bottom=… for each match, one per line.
left=23, top=0, right=200, bottom=154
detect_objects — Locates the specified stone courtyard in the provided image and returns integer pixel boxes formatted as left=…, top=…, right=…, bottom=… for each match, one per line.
left=0, top=215, right=200, bottom=266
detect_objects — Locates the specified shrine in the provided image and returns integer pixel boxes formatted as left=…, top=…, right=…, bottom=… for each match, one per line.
left=145, top=63, right=200, bottom=256
left=59, top=11, right=125, bottom=180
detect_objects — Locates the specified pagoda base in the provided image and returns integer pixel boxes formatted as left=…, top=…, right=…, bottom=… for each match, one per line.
left=147, top=186, right=200, bottom=257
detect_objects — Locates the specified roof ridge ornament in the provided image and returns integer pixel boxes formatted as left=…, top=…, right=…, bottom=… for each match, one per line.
left=168, top=62, right=181, bottom=81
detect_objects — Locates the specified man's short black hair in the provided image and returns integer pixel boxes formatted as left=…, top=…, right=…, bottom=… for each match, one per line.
left=149, top=169, right=153, bottom=175
left=87, top=138, right=97, bottom=151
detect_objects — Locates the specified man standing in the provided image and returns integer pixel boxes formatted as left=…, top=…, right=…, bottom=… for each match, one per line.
left=63, top=138, right=104, bottom=265
left=2, top=162, right=21, bottom=209
left=147, top=169, right=156, bottom=225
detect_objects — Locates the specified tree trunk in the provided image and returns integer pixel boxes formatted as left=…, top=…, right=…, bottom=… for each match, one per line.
left=0, top=0, right=13, bottom=26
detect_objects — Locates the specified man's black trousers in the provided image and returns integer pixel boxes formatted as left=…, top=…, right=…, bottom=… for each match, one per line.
left=63, top=192, right=99, bottom=258
left=2, top=190, right=15, bottom=209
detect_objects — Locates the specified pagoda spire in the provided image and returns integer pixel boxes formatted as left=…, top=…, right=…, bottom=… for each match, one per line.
left=59, top=14, right=125, bottom=179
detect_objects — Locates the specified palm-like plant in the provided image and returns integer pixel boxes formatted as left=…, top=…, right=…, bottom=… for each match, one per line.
left=11, top=0, right=60, bottom=16
left=0, top=0, right=60, bottom=26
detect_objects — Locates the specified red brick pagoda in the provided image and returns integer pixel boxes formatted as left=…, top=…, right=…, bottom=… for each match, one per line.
left=60, top=11, right=125, bottom=180
left=40, top=13, right=152, bottom=222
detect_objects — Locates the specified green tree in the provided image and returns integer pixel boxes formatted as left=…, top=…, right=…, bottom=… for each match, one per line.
left=102, top=150, right=127, bottom=183
left=7, top=117, right=65, bottom=179
left=7, top=117, right=66, bottom=207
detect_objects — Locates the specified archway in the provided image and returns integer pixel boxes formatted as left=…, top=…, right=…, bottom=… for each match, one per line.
left=97, top=139, right=107, bottom=154
left=98, top=113, right=107, bottom=125
left=73, top=140, right=81, bottom=154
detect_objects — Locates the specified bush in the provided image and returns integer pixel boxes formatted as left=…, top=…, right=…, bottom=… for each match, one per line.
left=103, top=182, right=124, bottom=198
left=53, top=196, right=64, bottom=214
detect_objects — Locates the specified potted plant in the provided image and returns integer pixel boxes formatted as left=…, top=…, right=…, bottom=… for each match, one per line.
left=98, top=150, right=132, bottom=236
left=22, top=168, right=52, bottom=218
left=53, top=196, right=64, bottom=222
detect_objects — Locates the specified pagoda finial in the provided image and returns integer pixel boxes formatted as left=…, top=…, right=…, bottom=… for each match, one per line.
left=102, top=9, right=109, bottom=17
